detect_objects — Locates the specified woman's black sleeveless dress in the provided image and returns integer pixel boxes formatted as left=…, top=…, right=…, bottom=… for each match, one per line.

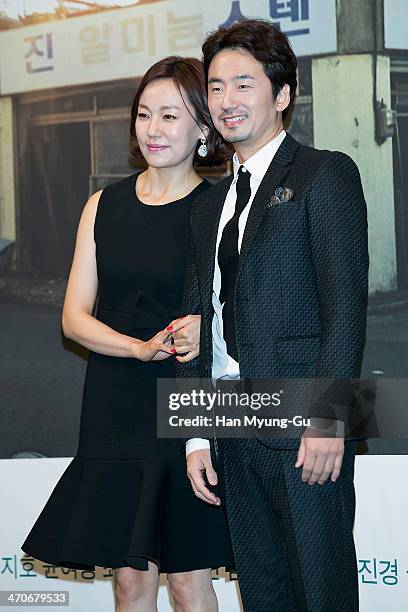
left=22, top=173, right=233, bottom=573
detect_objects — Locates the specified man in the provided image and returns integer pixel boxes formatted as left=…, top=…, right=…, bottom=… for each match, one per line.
left=174, top=19, right=368, bottom=612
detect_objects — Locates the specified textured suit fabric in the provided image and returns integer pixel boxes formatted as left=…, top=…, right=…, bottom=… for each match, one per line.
left=213, top=438, right=358, bottom=612
left=177, top=133, right=369, bottom=447
left=176, top=133, right=368, bottom=610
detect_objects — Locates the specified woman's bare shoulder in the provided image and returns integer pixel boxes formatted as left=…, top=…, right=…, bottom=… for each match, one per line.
left=80, top=189, right=103, bottom=223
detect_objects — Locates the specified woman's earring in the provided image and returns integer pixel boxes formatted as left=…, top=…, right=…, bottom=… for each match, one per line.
left=198, top=137, right=208, bottom=158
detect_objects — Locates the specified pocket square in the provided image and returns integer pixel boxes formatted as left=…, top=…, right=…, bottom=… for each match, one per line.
left=268, top=186, right=294, bottom=206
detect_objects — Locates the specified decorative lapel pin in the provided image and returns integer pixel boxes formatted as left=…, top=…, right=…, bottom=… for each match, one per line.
left=268, top=186, right=294, bottom=206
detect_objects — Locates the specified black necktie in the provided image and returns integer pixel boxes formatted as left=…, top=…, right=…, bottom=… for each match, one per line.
left=218, top=165, right=251, bottom=361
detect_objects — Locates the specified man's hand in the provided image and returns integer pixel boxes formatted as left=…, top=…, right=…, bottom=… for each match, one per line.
left=295, top=430, right=344, bottom=485
left=167, top=315, right=201, bottom=363
left=186, top=449, right=221, bottom=505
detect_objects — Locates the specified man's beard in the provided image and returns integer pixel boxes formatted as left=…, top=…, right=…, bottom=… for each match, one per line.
left=221, top=132, right=249, bottom=144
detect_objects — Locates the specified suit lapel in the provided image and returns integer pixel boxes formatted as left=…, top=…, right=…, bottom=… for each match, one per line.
left=198, top=175, right=233, bottom=306
left=236, top=133, right=300, bottom=283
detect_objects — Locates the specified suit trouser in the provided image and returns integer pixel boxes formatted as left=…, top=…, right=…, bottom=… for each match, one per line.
left=213, top=437, right=358, bottom=612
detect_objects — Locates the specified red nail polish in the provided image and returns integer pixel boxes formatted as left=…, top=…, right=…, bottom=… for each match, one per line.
left=171, top=348, right=176, bottom=353
left=166, top=326, right=173, bottom=331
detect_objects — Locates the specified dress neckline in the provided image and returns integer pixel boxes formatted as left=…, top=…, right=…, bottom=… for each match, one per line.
left=132, top=173, right=206, bottom=208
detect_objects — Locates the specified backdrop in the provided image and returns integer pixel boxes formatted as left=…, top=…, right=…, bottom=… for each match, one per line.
left=1, top=1, right=407, bottom=610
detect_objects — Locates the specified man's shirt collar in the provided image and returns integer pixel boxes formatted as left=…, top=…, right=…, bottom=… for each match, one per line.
left=232, top=129, right=287, bottom=183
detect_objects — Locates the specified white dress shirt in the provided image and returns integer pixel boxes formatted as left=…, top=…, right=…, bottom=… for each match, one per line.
left=186, top=131, right=287, bottom=455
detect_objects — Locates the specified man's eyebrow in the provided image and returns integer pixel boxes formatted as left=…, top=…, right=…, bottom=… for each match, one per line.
left=208, top=75, right=256, bottom=84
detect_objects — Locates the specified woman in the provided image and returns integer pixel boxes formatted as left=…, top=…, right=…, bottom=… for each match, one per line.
left=22, top=56, right=233, bottom=611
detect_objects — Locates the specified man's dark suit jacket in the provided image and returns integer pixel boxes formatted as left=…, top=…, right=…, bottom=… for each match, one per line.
left=176, top=132, right=369, bottom=449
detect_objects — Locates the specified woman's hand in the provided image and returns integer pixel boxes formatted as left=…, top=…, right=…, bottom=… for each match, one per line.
left=167, top=315, right=201, bottom=362
left=132, top=329, right=174, bottom=362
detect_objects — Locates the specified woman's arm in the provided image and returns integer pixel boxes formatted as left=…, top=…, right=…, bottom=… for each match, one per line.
left=62, top=191, right=172, bottom=361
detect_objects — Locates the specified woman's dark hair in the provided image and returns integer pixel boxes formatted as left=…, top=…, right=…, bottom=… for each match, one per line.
left=202, top=20, right=298, bottom=123
left=129, top=55, right=232, bottom=166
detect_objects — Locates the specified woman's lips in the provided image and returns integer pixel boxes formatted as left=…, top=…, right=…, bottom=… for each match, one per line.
left=146, top=144, right=169, bottom=152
